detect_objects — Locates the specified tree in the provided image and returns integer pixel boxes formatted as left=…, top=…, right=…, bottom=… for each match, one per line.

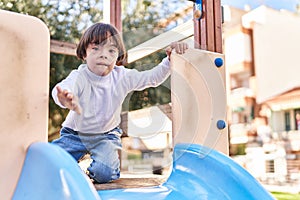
left=121, top=0, right=183, bottom=111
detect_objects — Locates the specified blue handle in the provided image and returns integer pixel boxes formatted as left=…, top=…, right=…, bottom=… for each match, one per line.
left=194, top=0, right=203, bottom=19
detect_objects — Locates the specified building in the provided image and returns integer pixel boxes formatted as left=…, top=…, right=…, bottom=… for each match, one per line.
left=223, top=5, right=300, bottom=188
left=120, top=105, right=173, bottom=175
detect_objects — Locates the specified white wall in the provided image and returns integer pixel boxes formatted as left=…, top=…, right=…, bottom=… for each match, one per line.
left=243, top=6, right=300, bottom=103
left=271, top=111, right=285, bottom=132
left=224, top=32, right=252, bottom=66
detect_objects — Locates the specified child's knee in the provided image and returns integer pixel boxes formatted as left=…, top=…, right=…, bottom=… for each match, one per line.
left=88, top=163, right=120, bottom=183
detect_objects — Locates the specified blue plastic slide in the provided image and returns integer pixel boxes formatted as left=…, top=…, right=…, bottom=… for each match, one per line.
left=13, top=142, right=100, bottom=200
left=13, top=142, right=275, bottom=200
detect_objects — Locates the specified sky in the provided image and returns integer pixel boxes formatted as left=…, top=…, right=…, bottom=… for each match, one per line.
left=221, top=0, right=300, bottom=12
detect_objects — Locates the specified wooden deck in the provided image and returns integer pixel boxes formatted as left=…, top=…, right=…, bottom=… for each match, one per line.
left=94, top=176, right=167, bottom=190
left=79, top=156, right=168, bottom=190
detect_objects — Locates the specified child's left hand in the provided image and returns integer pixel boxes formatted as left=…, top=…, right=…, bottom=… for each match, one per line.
left=166, top=41, right=189, bottom=59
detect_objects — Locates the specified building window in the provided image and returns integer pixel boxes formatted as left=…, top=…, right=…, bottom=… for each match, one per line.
left=295, top=109, right=300, bottom=130
left=265, top=159, right=275, bottom=173
left=285, top=111, right=291, bottom=131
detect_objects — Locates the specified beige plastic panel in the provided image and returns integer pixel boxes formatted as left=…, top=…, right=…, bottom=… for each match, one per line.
left=0, top=10, right=49, bottom=199
left=171, top=48, right=228, bottom=155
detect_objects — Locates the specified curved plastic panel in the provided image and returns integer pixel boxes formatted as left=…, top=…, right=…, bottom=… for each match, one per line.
left=13, top=142, right=100, bottom=200
left=98, top=143, right=275, bottom=200
left=0, top=10, right=49, bottom=199
left=171, top=48, right=228, bottom=155
left=12, top=140, right=274, bottom=199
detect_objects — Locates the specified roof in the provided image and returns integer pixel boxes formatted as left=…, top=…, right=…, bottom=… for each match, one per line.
left=265, top=88, right=300, bottom=111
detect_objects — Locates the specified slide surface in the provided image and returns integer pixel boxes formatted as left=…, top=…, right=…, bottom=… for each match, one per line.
left=98, top=143, right=275, bottom=200
left=13, top=142, right=100, bottom=200
left=13, top=142, right=275, bottom=200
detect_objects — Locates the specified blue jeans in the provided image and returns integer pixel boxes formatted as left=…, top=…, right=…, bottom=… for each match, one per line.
left=52, top=127, right=122, bottom=183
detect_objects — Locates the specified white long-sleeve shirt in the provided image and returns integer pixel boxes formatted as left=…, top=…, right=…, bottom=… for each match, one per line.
left=52, top=57, right=170, bottom=134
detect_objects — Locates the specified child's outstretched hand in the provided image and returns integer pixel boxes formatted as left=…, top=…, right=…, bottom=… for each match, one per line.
left=166, top=41, right=189, bottom=59
left=56, top=86, right=82, bottom=115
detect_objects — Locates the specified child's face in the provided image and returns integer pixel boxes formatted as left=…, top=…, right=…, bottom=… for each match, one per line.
left=84, top=38, right=119, bottom=76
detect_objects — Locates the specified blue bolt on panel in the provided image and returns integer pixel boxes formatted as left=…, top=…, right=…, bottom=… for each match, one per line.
left=214, top=57, right=224, bottom=67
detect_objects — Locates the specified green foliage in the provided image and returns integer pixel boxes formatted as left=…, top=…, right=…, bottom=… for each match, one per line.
left=0, top=0, right=46, bottom=16
left=121, top=1, right=173, bottom=111
left=229, top=143, right=246, bottom=156
left=49, top=54, right=82, bottom=139
left=122, top=50, right=171, bottom=111
left=127, top=153, right=142, bottom=160
left=271, top=192, right=300, bottom=200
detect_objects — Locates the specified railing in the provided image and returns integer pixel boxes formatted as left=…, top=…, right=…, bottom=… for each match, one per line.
left=231, top=134, right=300, bottom=193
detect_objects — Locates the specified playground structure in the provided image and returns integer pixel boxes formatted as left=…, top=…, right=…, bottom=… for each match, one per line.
left=0, top=1, right=275, bottom=199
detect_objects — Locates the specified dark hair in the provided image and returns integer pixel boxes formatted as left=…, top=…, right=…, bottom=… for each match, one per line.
left=76, top=23, right=127, bottom=65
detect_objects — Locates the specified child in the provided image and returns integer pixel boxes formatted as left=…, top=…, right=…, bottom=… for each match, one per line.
left=51, top=22, right=188, bottom=183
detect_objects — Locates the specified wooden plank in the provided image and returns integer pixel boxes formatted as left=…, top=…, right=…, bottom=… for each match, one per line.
left=94, top=177, right=167, bottom=190
left=193, top=4, right=201, bottom=49
left=110, top=0, right=115, bottom=28
left=127, top=20, right=194, bottom=63
left=193, top=0, right=223, bottom=52
left=50, top=39, right=76, bottom=56
left=199, top=0, right=207, bottom=50
left=110, top=0, right=122, bottom=32
left=214, top=0, right=222, bottom=53
left=206, top=0, right=215, bottom=52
